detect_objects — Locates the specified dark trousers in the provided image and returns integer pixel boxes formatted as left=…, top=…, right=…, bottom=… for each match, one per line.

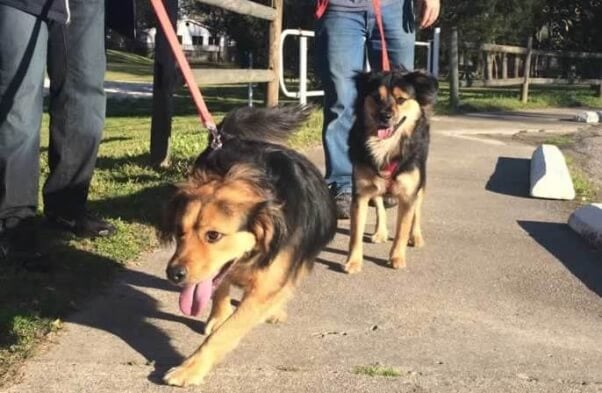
left=0, top=1, right=106, bottom=222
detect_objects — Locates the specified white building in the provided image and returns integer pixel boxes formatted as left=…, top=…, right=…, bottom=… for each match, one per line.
left=138, top=18, right=232, bottom=55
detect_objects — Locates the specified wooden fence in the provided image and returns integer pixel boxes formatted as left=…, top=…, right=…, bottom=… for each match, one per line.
left=150, top=0, right=283, bottom=167
left=448, top=28, right=602, bottom=105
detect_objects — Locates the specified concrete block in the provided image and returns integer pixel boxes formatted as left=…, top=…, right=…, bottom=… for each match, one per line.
left=574, top=111, right=599, bottom=123
left=568, top=203, right=602, bottom=249
left=530, top=144, right=575, bottom=200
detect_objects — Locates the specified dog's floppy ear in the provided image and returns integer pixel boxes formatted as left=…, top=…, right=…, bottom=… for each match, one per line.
left=248, top=201, right=287, bottom=266
left=402, top=71, right=439, bottom=108
left=158, top=184, right=191, bottom=244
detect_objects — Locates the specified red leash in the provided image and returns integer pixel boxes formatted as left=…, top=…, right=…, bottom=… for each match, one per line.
left=314, top=0, right=390, bottom=71
left=150, top=0, right=221, bottom=148
left=371, top=0, right=391, bottom=71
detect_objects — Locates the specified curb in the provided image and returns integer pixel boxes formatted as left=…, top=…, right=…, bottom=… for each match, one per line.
left=568, top=203, right=602, bottom=249
left=530, top=144, right=575, bottom=200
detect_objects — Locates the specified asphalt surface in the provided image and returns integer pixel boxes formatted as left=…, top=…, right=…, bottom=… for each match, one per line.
left=4, top=110, right=602, bottom=393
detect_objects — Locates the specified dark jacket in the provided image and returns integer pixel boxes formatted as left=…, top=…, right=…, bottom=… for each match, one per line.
left=0, top=0, right=68, bottom=22
left=0, top=0, right=136, bottom=37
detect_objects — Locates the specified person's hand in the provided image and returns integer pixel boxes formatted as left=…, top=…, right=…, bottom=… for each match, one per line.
left=417, top=0, right=440, bottom=29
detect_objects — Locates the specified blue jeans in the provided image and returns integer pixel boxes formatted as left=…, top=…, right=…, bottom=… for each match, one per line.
left=315, top=1, right=415, bottom=194
left=0, top=2, right=106, bottom=221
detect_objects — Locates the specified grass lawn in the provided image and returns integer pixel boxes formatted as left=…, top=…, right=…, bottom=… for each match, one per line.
left=436, top=83, right=601, bottom=114
left=105, top=49, right=154, bottom=83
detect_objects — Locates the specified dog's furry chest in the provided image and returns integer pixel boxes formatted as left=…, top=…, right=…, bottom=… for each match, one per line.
left=365, top=133, right=404, bottom=170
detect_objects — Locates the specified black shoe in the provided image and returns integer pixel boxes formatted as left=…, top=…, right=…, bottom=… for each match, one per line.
left=0, top=217, right=49, bottom=270
left=369, top=194, right=399, bottom=209
left=330, top=187, right=352, bottom=220
left=46, top=211, right=116, bottom=238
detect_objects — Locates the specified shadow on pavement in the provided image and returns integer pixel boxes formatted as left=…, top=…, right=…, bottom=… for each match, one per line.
left=486, top=157, right=531, bottom=198
left=0, top=239, right=193, bottom=384
left=465, top=111, right=576, bottom=123
left=517, top=220, right=602, bottom=296
left=70, top=266, right=204, bottom=381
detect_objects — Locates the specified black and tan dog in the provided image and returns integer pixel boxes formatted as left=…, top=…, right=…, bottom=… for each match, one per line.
left=344, top=70, right=438, bottom=274
left=160, top=106, right=337, bottom=386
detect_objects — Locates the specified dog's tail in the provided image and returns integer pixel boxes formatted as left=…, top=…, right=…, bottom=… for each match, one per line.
left=218, top=105, right=312, bottom=144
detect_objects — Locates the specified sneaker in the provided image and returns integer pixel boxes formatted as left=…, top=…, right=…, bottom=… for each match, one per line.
left=369, top=194, right=399, bottom=209
left=46, top=211, right=116, bottom=238
left=330, top=187, right=352, bottom=220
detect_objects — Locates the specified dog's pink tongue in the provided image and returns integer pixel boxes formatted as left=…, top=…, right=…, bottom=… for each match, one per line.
left=178, top=280, right=213, bottom=316
left=377, top=127, right=393, bottom=139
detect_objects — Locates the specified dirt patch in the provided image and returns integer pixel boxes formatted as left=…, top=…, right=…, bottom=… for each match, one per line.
left=570, top=127, right=602, bottom=189
left=480, top=124, right=602, bottom=201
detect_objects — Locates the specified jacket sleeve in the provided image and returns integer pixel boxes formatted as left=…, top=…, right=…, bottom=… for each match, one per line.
left=106, top=0, right=136, bottom=38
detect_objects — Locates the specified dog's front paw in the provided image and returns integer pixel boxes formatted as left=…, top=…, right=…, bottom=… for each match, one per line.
left=343, top=259, right=363, bottom=274
left=163, top=364, right=205, bottom=387
left=390, top=256, right=407, bottom=270
left=370, top=231, right=389, bottom=244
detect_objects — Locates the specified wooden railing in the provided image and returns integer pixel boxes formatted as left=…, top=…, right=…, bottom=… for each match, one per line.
left=461, top=42, right=602, bottom=88
left=448, top=29, right=602, bottom=107
left=150, top=0, right=283, bottom=167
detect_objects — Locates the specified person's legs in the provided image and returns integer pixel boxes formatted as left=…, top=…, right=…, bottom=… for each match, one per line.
left=315, top=10, right=367, bottom=218
left=367, top=0, right=415, bottom=71
left=0, top=5, right=49, bottom=263
left=44, top=0, right=113, bottom=237
left=316, top=11, right=367, bottom=190
left=0, top=4, right=48, bottom=223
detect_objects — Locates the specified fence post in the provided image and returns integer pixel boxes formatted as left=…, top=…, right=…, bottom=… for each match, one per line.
left=521, top=37, right=533, bottom=104
left=150, top=0, right=178, bottom=167
left=449, top=27, right=460, bottom=111
left=299, top=34, right=308, bottom=105
left=432, top=27, right=441, bottom=77
left=266, top=0, right=283, bottom=107
left=486, top=53, right=493, bottom=80
left=248, top=52, right=254, bottom=107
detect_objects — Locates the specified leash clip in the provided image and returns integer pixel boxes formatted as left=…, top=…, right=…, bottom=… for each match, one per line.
left=208, top=124, right=222, bottom=150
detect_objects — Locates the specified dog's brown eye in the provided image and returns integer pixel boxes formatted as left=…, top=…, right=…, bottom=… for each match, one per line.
left=205, top=231, right=223, bottom=243
left=395, top=97, right=406, bottom=104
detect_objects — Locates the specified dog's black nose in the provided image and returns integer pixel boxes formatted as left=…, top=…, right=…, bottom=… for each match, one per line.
left=167, top=265, right=187, bottom=283
left=380, top=111, right=393, bottom=122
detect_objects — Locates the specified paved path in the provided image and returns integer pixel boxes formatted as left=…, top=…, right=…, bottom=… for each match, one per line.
left=4, top=111, right=602, bottom=393
left=44, top=80, right=156, bottom=99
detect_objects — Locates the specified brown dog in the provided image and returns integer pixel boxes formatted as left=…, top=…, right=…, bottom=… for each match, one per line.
left=160, top=106, right=337, bottom=386
left=344, top=70, right=438, bottom=274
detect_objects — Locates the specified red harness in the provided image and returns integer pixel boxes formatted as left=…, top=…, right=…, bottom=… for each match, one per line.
left=377, top=134, right=400, bottom=192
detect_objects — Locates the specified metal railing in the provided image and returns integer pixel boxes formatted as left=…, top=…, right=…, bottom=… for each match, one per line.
left=279, top=27, right=441, bottom=104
